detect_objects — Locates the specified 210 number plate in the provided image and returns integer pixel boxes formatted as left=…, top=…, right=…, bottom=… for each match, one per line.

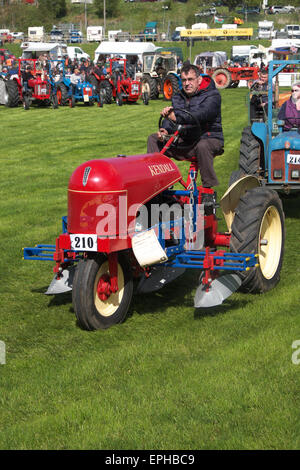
left=287, top=154, right=300, bottom=165
left=70, top=234, right=97, bottom=251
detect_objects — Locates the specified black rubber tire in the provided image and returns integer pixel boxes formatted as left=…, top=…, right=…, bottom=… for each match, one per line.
left=163, top=74, right=180, bottom=101
left=87, top=74, right=99, bottom=93
left=72, top=253, right=133, bottom=330
left=100, top=80, right=113, bottom=104
left=142, top=75, right=159, bottom=100
left=211, top=68, right=232, bottom=89
left=142, top=91, right=149, bottom=105
left=57, top=83, right=69, bottom=106
left=230, top=187, right=285, bottom=293
left=51, top=93, right=58, bottom=109
left=70, top=95, right=75, bottom=108
left=5, top=80, right=19, bottom=107
left=116, top=92, right=123, bottom=106
left=23, top=95, right=30, bottom=110
left=239, top=126, right=263, bottom=176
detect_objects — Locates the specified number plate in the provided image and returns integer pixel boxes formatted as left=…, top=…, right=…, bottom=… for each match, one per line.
left=287, top=154, right=300, bottom=164
left=70, top=234, right=97, bottom=251
left=83, top=94, right=89, bottom=102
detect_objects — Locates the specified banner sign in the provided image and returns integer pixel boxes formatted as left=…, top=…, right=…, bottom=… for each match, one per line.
left=180, top=28, right=253, bottom=38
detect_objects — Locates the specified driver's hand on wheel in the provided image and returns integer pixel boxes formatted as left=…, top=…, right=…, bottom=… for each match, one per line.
left=157, top=128, right=169, bottom=142
left=161, top=106, right=176, bottom=122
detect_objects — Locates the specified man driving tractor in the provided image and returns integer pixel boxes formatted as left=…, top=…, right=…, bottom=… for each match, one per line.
left=147, top=63, right=224, bottom=188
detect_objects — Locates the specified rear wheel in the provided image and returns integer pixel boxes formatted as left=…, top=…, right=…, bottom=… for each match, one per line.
left=230, top=187, right=285, bottom=293
left=56, top=84, right=69, bottom=106
left=5, top=80, right=19, bottom=107
left=72, top=254, right=133, bottom=330
left=211, top=68, right=232, bottom=89
left=100, top=80, right=113, bottom=104
left=163, top=74, right=180, bottom=100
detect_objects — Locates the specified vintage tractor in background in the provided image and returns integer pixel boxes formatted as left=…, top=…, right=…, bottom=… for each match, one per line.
left=106, top=57, right=148, bottom=106
left=140, top=50, right=181, bottom=100
left=17, top=59, right=58, bottom=110
left=194, top=51, right=260, bottom=89
left=52, top=62, right=102, bottom=108
left=231, top=59, right=300, bottom=194
left=23, top=112, right=285, bottom=330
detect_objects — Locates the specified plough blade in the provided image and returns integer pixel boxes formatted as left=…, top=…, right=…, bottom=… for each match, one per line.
left=194, top=273, right=242, bottom=308
left=45, top=265, right=76, bottom=295
left=136, top=266, right=186, bottom=294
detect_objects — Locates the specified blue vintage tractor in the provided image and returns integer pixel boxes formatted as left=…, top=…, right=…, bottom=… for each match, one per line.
left=232, top=59, right=300, bottom=194
left=50, top=60, right=103, bottom=108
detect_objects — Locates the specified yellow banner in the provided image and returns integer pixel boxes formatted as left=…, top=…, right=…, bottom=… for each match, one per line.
left=180, top=28, right=253, bottom=38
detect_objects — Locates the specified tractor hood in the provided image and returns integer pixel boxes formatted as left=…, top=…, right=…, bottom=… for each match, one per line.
left=67, top=153, right=181, bottom=237
left=271, top=129, right=300, bottom=151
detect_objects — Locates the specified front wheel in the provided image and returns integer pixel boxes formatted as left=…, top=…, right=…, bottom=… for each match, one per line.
left=72, top=253, right=133, bottom=330
left=116, top=92, right=123, bottom=106
left=230, top=187, right=285, bottom=293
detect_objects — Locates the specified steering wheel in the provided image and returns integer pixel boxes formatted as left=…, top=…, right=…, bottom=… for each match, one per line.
left=158, top=108, right=202, bottom=148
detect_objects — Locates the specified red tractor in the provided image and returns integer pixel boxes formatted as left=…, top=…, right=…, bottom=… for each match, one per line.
left=24, top=116, right=284, bottom=330
left=91, top=57, right=148, bottom=106
left=194, top=52, right=260, bottom=89
left=17, top=59, right=58, bottom=110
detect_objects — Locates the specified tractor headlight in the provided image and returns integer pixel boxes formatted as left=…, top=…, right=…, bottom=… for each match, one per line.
left=273, top=169, right=282, bottom=179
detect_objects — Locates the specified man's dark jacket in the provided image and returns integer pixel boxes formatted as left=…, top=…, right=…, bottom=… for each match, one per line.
left=163, top=74, right=224, bottom=146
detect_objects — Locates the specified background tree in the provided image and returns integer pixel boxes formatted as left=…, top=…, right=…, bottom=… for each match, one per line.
left=94, top=0, right=119, bottom=19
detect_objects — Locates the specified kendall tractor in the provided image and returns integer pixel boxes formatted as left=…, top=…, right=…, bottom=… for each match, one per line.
left=24, top=114, right=285, bottom=330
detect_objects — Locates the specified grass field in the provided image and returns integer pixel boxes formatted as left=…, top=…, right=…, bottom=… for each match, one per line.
left=0, top=89, right=300, bottom=450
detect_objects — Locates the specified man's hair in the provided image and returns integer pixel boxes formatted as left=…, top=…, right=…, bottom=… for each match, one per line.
left=180, top=64, right=200, bottom=77
left=260, top=68, right=268, bottom=75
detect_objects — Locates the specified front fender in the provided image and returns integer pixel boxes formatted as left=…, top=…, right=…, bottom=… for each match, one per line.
left=220, top=175, right=260, bottom=232
left=251, top=121, right=267, bottom=166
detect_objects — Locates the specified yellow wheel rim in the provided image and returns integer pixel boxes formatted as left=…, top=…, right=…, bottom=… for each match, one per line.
left=259, top=205, right=282, bottom=279
left=94, top=261, right=125, bottom=317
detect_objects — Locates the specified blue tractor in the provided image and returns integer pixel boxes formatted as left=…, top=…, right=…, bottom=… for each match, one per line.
left=50, top=60, right=103, bottom=108
left=232, top=59, right=300, bottom=194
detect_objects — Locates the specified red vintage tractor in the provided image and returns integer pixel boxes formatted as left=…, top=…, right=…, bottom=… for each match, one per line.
left=24, top=115, right=285, bottom=330
left=17, top=58, right=58, bottom=110
left=107, top=58, right=148, bottom=106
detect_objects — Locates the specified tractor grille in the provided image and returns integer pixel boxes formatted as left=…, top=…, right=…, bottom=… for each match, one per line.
left=271, top=149, right=300, bottom=182
left=131, top=83, right=140, bottom=94
left=34, top=84, right=48, bottom=96
left=83, top=87, right=92, bottom=96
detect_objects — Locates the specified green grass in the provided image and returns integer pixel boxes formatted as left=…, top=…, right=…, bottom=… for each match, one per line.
left=0, top=89, right=300, bottom=450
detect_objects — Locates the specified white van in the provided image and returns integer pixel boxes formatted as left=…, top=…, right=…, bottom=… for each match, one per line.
left=87, top=26, right=103, bottom=42
left=66, top=46, right=90, bottom=61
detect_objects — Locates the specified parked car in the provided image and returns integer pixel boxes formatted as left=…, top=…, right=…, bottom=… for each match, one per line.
left=267, top=5, right=290, bottom=14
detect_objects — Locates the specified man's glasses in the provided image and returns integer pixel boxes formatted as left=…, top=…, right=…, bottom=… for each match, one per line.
left=291, top=89, right=300, bottom=93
